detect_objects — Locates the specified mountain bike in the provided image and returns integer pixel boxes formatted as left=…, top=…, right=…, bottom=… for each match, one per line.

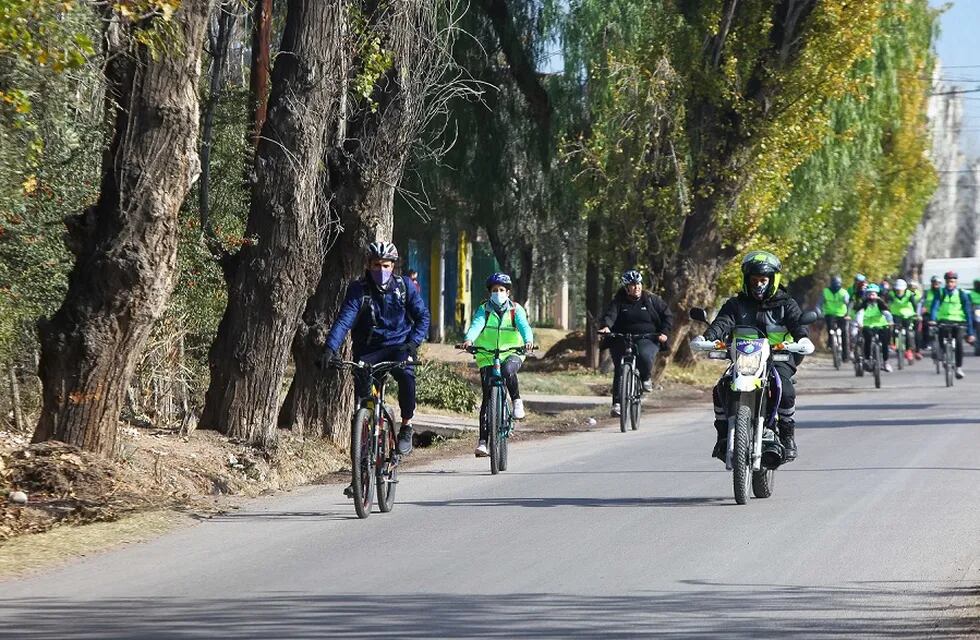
left=606, top=332, right=655, bottom=432
left=866, top=329, right=884, bottom=389
left=329, top=358, right=410, bottom=518
left=934, top=322, right=962, bottom=388
left=458, top=344, right=532, bottom=474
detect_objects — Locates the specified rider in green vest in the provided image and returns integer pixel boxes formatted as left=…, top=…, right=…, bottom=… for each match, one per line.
left=971, top=279, right=980, bottom=348
left=855, top=283, right=894, bottom=372
left=928, top=271, right=976, bottom=379
left=887, top=278, right=919, bottom=363
left=462, top=272, right=534, bottom=457
left=822, top=275, right=850, bottom=361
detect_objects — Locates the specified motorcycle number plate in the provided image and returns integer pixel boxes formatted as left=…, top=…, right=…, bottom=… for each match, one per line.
left=772, top=353, right=791, bottom=362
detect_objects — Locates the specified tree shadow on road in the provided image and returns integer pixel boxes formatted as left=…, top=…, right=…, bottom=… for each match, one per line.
left=0, top=581, right=974, bottom=639
left=404, top=496, right=731, bottom=509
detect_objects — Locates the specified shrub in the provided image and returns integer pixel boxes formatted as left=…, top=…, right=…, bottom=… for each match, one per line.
left=415, top=361, right=478, bottom=413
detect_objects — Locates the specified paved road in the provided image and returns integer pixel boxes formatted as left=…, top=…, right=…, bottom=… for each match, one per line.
left=1, top=356, right=978, bottom=638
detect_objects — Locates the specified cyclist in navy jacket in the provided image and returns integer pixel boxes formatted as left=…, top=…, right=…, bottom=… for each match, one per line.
left=322, top=242, right=430, bottom=455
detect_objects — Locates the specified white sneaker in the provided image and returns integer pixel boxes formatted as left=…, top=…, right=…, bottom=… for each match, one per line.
left=883, top=363, right=892, bottom=373
left=474, top=441, right=489, bottom=457
left=956, top=367, right=965, bottom=379
left=513, top=398, right=526, bottom=420
left=642, top=380, right=653, bottom=393
left=610, top=403, right=621, bottom=417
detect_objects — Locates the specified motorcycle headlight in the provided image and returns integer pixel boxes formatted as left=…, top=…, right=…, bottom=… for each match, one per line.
left=735, top=350, right=764, bottom=375
left=732, top=338, right=766, bottom=375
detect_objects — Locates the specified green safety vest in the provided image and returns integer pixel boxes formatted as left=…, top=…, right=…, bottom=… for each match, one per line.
left=888, top=290, right=918, bottom=320
left=822, top=288, right=848, bottom=317
left=862, top=302, right=889, bottom=328
left=970, top=290, right=980, bottom=307
left=924, top=288, right=940, bottom=309
left=473, top=302, right=525, bottom=368
left=936, top=288, right=967, bottom=323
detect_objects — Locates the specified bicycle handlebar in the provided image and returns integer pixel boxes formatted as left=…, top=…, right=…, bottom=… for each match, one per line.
left=327, top=358, right=414, bottom=373
left=454, top=344, right=536, bottom=356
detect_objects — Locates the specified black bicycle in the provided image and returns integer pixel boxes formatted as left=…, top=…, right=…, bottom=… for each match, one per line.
left=852, top=327, right=865, bottom=378
left=933, top=322, right=962, bottom=388
left=828, top=322, right=844, bottom=370
left=330, top=358, right=410, bottom=518
left=457, top=344, right=532, bottom=474
left=867, top=330, right=884, bottom=389
left=606, top=332, right=655, bottom=432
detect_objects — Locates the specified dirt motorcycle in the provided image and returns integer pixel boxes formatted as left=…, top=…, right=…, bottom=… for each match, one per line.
left=690, top=307, right=817, bottom=505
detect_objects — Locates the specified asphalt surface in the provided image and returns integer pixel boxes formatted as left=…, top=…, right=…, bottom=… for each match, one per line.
left=1, top=355, right=978, bottom=638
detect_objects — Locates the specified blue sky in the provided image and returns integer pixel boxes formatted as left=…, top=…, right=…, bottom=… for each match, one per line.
left=932, top=0, right=980, bottom=155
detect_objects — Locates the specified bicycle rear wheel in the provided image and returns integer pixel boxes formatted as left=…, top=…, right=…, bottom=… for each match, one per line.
left=489, top=386, right=503, bottom=474
left=376, top=411, right=397, bottom=513
left=350, top=408, right=376, bottom=519
left=498, top=410, right=510, bottom=472
left=619, top=363, right=632, bottom=433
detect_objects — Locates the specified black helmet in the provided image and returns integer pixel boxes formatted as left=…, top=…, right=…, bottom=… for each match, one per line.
left=621, top=269, right=642, bottom=286
left=741, top=251, right=782, bottom=300
left=368, top=241, right=399, bottom=261
left=830, top=275, right=842, bottom=288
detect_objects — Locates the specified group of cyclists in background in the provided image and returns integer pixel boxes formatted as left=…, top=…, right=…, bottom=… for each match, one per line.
left=821, top=271, right=978, bottom=380
left=317, top=241, right=978, bottom=514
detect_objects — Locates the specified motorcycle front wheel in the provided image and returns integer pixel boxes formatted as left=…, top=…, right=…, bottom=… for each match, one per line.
left=733, top=404, right=752, bottom=506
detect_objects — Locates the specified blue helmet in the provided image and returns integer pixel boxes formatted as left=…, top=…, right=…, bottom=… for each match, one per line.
left=854, top=273, right=867, bottom=284
left=865, top=283, right=880, bottom=295
left=486, top=272, right=512, bottom=290
left=621, top=270, right=642, bottom=286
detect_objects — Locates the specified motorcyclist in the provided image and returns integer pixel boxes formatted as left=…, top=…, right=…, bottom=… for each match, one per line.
left=598, top=269, right=672, bottom=417
left=887, top=278, right=919, bottom=364
left=822, top=275, right=850, bottom=361
left=928, top=271, right=976, bottom=379
left=697, top=251, right=814, bottom=462
left=322, top=241, right=430, bottom=456
left=461, top=273, right=535, bottom=458
left=854, top=283, right=893, bottom=372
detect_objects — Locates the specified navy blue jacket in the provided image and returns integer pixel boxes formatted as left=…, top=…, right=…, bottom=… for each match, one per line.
left=325, top=274, right=430, bottom=356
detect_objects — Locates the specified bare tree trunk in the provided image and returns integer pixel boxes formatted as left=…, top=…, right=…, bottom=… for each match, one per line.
left=201, top=1, right=347, bottom=447
left=7, top=362, right=23, bottom=432
left=248, top=0, right=273, bottom=149
left=33, top=2, right=212, bottom=457
left=279, top=0, right=449, bottom=442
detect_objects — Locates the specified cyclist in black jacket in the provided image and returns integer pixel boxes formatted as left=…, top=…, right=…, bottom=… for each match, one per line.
left=598, top=270, right=673, bottom=416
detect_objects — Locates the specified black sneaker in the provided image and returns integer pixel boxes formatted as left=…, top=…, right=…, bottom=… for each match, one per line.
left=343, top=484, right=354, bottom=499
left=711, top=438, right=726, bottom=461
left=397, top=425, right=414, bottom=455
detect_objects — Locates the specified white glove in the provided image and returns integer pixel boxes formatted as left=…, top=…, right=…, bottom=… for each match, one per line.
left=693, top=335, right=705, bottom=343
left=797, top=337, right=815, bottom=355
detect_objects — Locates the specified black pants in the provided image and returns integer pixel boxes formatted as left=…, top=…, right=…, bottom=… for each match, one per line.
left=353, top=346, right=416, bottom=422
left=937, top=324, right=965, bottom=367
left=610, top=337, right=659, bottom=402
left=479, top=356, right=522, bottom=440
left=862, top=327, right=890, bottom=362
left=713, top=361, right=796, bottom=439
left=825, top=315, right=849, bottom=357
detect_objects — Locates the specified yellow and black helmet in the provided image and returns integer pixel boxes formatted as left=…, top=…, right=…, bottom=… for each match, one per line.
left=741, top=251, right=782, bottom=300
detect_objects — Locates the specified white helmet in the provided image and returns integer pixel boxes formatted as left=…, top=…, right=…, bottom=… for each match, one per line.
left=894, top=278, right=908, bottom=291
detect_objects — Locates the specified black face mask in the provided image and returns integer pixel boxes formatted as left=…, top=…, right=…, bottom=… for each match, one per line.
left=751, top=282, right=768, bottom=300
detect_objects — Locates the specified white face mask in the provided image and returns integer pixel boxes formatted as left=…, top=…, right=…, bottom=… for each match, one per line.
left=491, top=291, right=509, bottom=306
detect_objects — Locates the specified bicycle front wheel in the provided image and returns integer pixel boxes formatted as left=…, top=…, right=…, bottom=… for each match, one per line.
left=489, top=386, right=503, bottom=474
left=629, top=371, right=641, bottom=431
left=872, top=341, right=881, bottom=389
left=945, top=339, right=954, bottom=388
left=831, top=333, right=841, bottom=370
left=619, top=363, right=632, bottom=433
left=896, top=332, right=905, bottom=370
left=351, top=408, right=376, bottom=519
